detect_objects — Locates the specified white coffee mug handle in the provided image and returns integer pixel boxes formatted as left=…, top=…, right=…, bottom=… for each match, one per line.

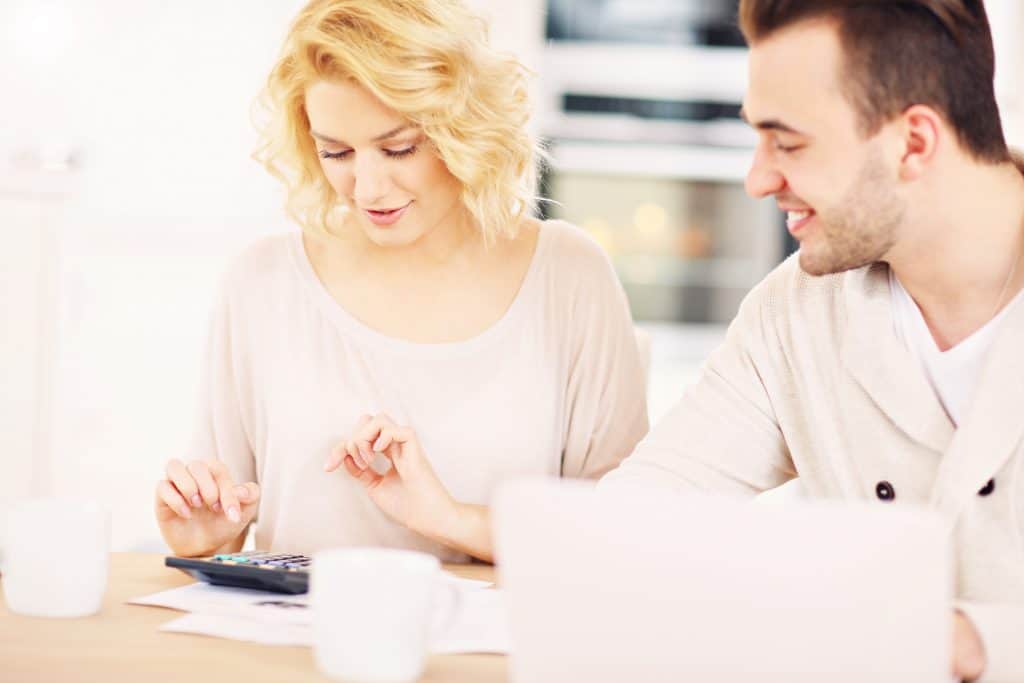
left=431, top=581, right=463, bottom=637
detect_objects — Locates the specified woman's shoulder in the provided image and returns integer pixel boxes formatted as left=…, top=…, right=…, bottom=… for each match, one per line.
left=220, top=232, right=300, bottom=294
left=526, top=219, right=629, bottom=318
left=535, top=219, right=617, bottom=277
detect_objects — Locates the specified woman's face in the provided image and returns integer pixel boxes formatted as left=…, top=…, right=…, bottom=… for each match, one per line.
left=304, top=79, right=466, bottom=249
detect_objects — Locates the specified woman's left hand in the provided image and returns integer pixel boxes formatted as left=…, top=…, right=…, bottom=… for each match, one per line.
left=324, top=414, right=457, bottom=536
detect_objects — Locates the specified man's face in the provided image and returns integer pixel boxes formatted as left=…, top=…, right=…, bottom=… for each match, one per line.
left=743, top=20, right=906, bottom=276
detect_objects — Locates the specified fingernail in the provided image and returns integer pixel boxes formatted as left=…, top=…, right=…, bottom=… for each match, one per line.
left=323, top=459, right=332, bottom=471
left=178, top=506, right=192, bottom=518
left=228, top=506, right=240, bottom=523
left=212, top=501, right=222, bottom=513
left=190, top=495, right=202, bottom=508
left=234, top=485, right=247, bottom=497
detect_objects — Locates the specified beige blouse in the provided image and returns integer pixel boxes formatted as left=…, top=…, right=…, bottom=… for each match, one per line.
left=189, top=220, right=648, bottom=563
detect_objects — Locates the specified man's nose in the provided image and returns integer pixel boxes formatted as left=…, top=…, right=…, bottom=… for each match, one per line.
left=744, top=146, right=786, bottom=199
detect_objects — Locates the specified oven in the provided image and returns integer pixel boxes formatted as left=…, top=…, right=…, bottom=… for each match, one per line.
left=539, top=0, right=790, bottom=323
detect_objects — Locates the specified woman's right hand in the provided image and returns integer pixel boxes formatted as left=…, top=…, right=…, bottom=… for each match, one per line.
left=155, top=458, right=260, bottom=557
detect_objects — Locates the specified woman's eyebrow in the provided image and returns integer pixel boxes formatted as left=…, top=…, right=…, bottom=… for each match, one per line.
left=309, top=125, right=413, bottom=145
left=372, top=124, right=412, bottom=142
left=310, top=130, right=345, bottom=144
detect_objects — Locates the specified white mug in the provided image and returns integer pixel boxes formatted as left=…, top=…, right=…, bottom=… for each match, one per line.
left=2, top=498, right=110, bottom=618
left=311, top=548, right=458, bottom=683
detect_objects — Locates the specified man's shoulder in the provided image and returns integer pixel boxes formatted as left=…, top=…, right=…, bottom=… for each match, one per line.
left=739, top=254, right=871, bottom=330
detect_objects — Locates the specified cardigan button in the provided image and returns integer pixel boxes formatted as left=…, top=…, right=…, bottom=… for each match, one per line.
left=978, top=479, right=996, bottom=497
left=875, top=481, right=895, bottom=502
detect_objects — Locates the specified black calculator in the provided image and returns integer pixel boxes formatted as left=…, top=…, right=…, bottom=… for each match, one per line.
left=165, top=551, right=311, bottom=594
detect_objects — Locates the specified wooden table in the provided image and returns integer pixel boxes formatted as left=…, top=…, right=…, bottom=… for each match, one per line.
left=0, top=553, right=506, bottom=682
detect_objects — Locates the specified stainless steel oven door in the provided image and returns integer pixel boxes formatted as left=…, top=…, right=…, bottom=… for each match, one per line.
left=543, top=140, right=787, bottom=323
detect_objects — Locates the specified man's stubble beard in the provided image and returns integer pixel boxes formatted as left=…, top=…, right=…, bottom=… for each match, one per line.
left=798, top=151, right=905, bottom=277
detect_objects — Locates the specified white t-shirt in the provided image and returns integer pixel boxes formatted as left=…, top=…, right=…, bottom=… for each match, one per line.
left=188, top=220, right=649, bottom=561
left=889, top=269, right=1021, bottom=426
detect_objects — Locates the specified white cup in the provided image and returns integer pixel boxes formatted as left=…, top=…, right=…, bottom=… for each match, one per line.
left=311, top=548, right=458, bottom=683
left=2, top=498, right=110, bottom=618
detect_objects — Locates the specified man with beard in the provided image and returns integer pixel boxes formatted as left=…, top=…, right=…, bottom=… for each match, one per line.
left=602, top=2, right=1024, bottom=681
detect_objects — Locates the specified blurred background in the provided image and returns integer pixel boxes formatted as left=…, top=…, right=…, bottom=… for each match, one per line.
left=2, top=0, right=1022, bottom=552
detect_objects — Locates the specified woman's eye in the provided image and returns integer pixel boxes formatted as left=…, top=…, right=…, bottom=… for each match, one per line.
left=384, top=145, right=417, bottom=159
left=319, top=149, right=351, bottom=160
left=774, top=142, right=802, bottom=153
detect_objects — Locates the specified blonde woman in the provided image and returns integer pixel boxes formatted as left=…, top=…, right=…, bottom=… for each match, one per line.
left=154, top=0, right=647, bottom=563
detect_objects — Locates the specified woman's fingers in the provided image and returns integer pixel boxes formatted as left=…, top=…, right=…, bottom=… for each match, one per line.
left=156, top=479, right=192, bottom=519
left=354, top=414, right=400, bottom=461
left=347, top=440, right=368, bottom=469
left=342, top=453, right=363, bottom=477
left=186, top=460, right=221, bottom=510
left=208, top=460, right=242, bottom=523
left=342, top=451, right=382, bottom=488
left=165, top=459, right=202, bottom=508
left=352, top=414, right=375, bottom=462
left=372, top=426, right=394, bottom=453
left=234, top=481, right=260, bottom=506
left=373, top=424, right=413, bottom=454
left=357, top=439, right=374, bottom=465
left=326, top=414, right=414, bottom=478
left=233, top=481, right=260, bottom=525
left=324, top=444, right=347, bottom=472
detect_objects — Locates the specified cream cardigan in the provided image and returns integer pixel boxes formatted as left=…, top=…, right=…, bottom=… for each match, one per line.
left=604, top=256, right=1024, bottom=682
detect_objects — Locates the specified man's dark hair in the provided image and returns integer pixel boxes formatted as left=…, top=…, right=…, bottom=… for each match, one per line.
left=739, top=0, right=1010, bottom=163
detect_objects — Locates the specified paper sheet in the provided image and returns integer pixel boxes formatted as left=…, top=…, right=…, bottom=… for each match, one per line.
left=156, top=589, right=509, bottom=654
left=129, top=581, right=312, bottom=624
left=129, top=572, right=508, bottom=654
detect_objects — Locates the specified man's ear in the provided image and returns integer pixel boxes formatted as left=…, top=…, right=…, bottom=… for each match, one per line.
left=896, top=105, right=942, bottom=182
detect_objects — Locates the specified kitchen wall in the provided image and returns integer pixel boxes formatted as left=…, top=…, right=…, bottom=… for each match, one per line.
left=1, top=1, right=300, bottom=552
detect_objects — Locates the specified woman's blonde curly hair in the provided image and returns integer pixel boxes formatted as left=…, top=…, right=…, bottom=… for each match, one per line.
left=254, top=0, right=542, bottom=243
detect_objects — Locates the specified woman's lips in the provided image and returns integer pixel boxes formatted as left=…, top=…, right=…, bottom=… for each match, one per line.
left=362, top=202, right=411, bottom=227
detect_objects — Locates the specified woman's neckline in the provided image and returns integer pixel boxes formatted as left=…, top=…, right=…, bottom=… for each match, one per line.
left=289, top=223, right=550, bottom=358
